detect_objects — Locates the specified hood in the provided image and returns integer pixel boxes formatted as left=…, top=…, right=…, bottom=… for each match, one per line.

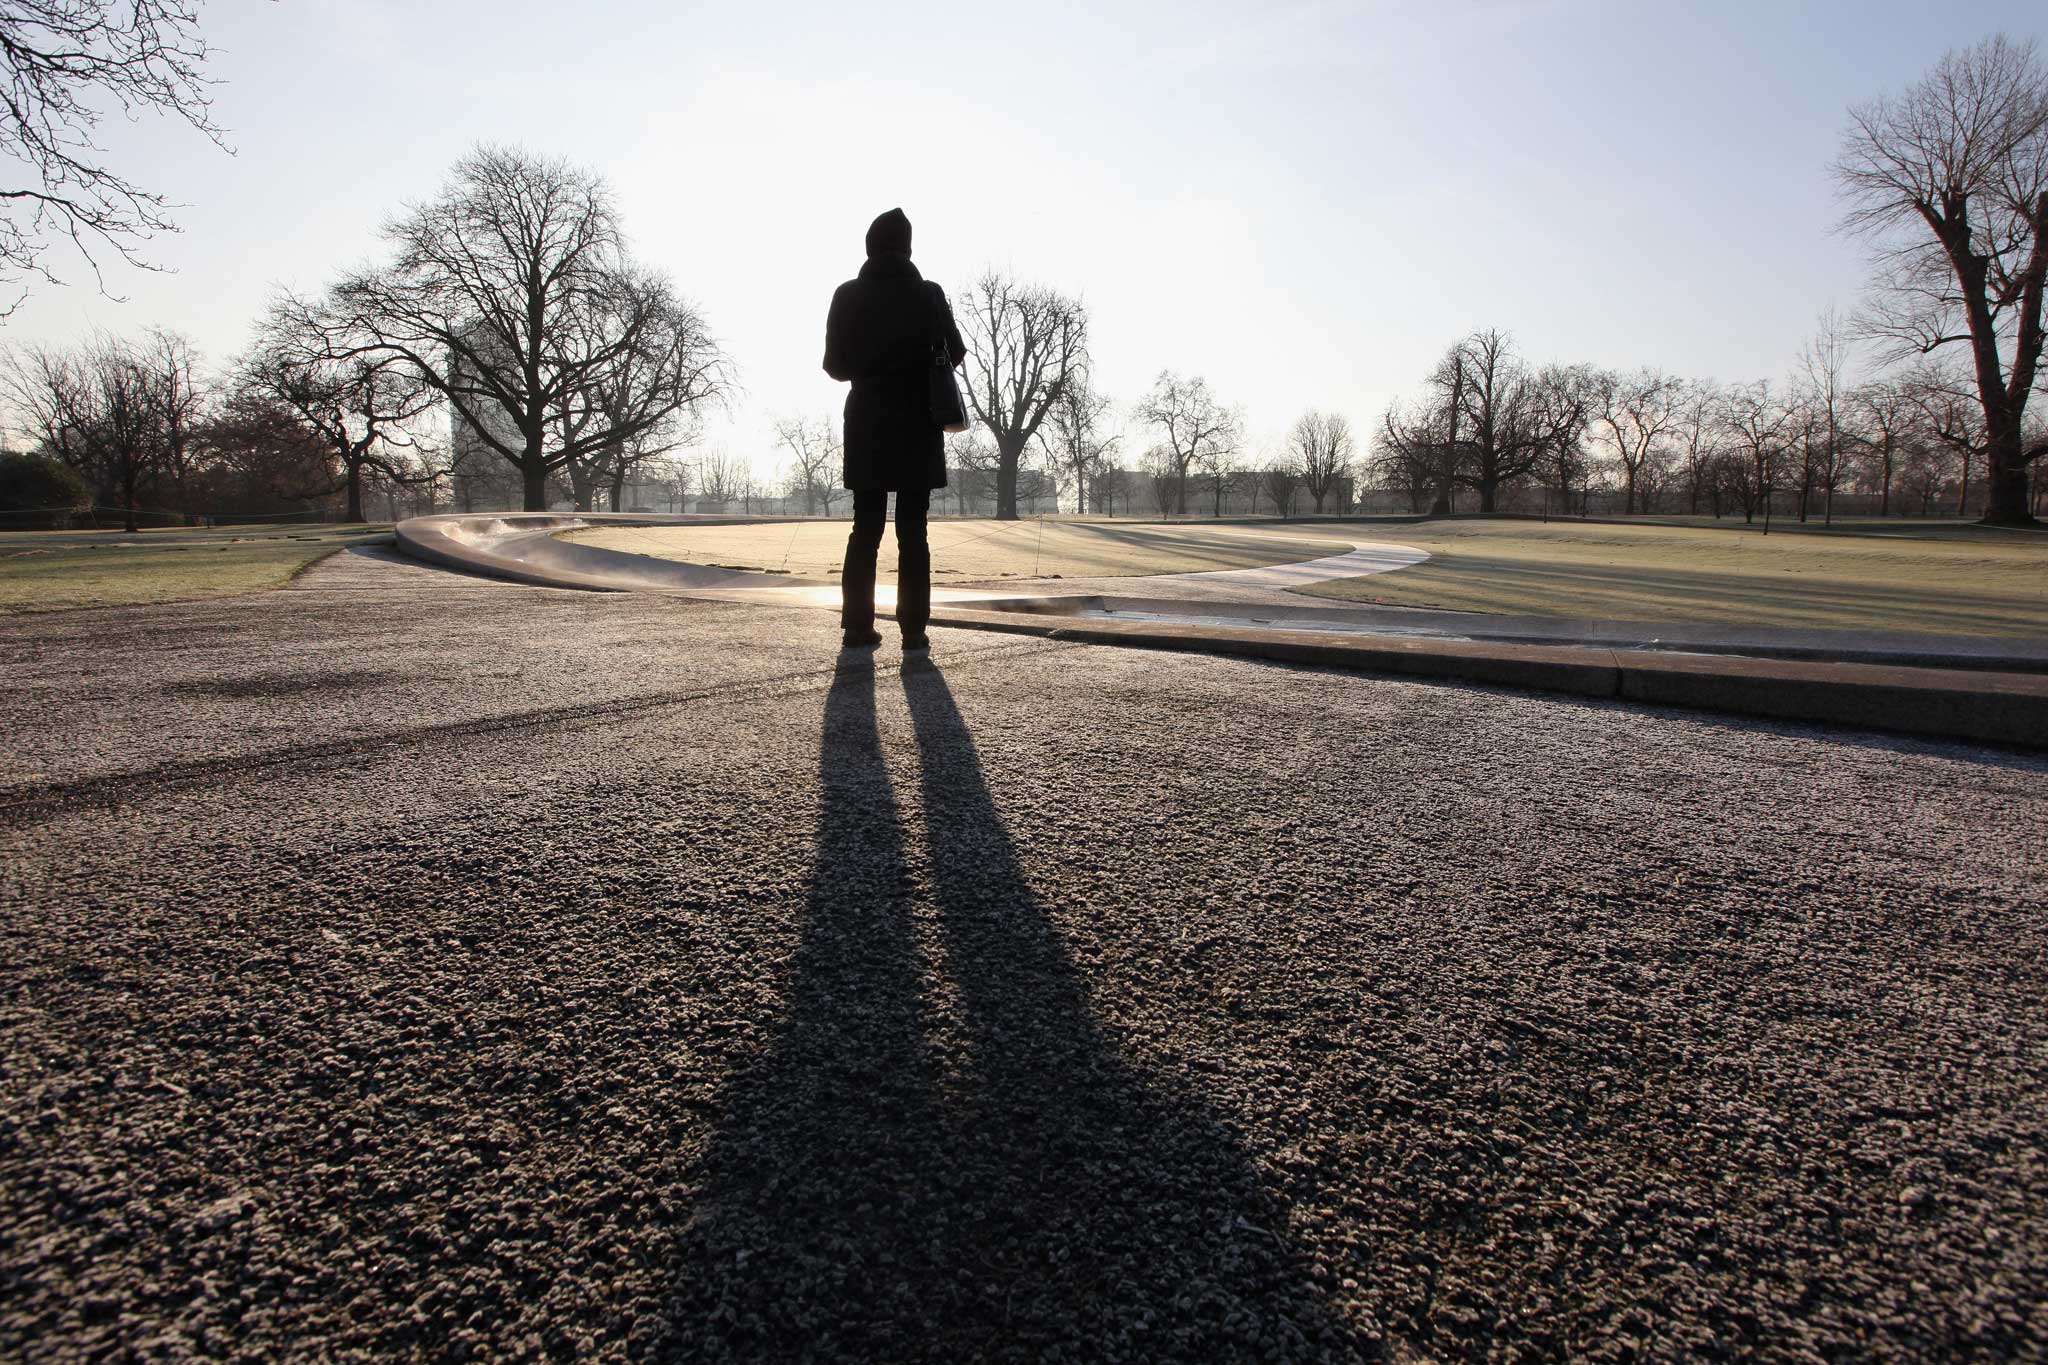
left=865, top=207, right=912, bottom=259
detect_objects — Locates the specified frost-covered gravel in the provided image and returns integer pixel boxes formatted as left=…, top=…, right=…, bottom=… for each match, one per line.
left=2, top=552, right=2045, bottom=1362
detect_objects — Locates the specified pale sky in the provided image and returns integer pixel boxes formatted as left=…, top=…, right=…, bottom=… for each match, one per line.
left=7, top=0, right=2043, bottom=473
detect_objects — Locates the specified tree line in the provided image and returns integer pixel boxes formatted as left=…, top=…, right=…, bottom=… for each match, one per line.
left=778, top=303, right=1360, bottom=524
left=1366, top=36, right=2048, bottom=528
left=1367, top=309, right=2042, bottom=524
left=1, top=28, right=2042, bottom=527
left=1, top=145, right=731, bottom=527
left=794, top=34, right=2048, bottom=528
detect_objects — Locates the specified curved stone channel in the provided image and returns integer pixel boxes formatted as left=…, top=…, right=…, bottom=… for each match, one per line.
left=392, top=513, right=2048, bottom=673
left=394, top=512, right=1425, bottom=602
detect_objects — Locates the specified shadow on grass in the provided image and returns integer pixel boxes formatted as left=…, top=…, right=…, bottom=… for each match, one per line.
left=1068, top=520, right=1350, bottom=570
left=1314, top=554, right=2048, bottom=636
left=657, top=662, right=1355, bottom=1360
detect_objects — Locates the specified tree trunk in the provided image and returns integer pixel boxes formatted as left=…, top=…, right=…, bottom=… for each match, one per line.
left=995, top=439, right=1022, bottom=520
left=346, top=462, right=365, bottom=523
left=522, top=463, right=550, bottom=512
left=1981, top=426, right=2033, bottom=523
left=565, top=460, right=594, bottom=513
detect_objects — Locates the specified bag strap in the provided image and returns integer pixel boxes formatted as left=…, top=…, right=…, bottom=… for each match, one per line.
left=927, top=282, right=949, bottom=360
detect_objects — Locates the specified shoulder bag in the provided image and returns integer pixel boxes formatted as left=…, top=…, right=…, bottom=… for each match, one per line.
left=928, top=287, right=969, bottom=433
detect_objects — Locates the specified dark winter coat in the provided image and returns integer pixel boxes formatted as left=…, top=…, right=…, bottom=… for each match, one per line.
left=823, top=254, right=967, bottom=492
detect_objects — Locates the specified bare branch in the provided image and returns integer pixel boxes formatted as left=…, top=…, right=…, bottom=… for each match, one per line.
left=0, top=1, right=229, bottom=311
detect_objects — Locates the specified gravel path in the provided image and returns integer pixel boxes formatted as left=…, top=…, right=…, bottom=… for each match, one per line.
left=2, top=553, right=2045, bottom=1361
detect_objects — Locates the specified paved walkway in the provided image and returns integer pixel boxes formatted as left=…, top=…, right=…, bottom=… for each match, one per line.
left=3, top=549, right=2044, bottom=1361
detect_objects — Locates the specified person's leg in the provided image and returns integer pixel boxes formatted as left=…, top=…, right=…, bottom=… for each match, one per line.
left=842, top=490, right=886, bottom=636
left=894, top=488, right=931, bottom=640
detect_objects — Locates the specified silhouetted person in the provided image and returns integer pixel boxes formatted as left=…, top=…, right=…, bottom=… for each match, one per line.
left=823, top=207, right=967, bottom=653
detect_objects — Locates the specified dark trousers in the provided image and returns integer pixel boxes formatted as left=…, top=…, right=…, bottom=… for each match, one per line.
left=842, top=488, right=930, bottom=635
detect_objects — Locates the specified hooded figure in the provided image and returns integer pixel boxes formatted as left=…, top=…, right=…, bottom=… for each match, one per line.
left=822, top=208, right=967, bottom=650
left=824, top=209, right=965, bottom=492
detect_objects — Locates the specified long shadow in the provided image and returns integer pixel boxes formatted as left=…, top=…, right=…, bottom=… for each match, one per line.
left=653, top=662, right=944, bottom=1356
left=658, top=663, right=1356, bottom=1360
left=1068, top=520, right=1343, bottom=571
left=1399, top=555, right=2044, bottom=634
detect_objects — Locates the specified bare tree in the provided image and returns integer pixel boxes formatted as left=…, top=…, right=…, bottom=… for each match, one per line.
left=1372, top=401, right=1450, bottom=514
left=1261, top=454, right=1302, bottom=516
left=959, top=270, right=1087, bottom=520
left=1902, top=362, right=1990, bottom=513
left=642, top=454, right=692, bottom=513
left=325, top=146, right=728, bottom=511
left=1232, top=462, right=1263, bottom=517
left=1141, top=444, right=1178, bottom=517
left=244, top=295, right=440, bottom=522
left=1039, top=369, right=1117, bottom=515
left=1537, top=421, right=1593, bottom=518
left=1201, top=440, right=1241, bottom=517
left=938, top=429, right=994, bottom=516
left=361, top=432, right=445, bottom=523
left=1718, top=380, right=1793, bottom=527
left=194, top=388, right=338, bottom=517
left=1846, top=378, right=1916, bottom=515
left=1136, top=371, right=1239, bottom=516
left=1896, top=435, right=1959, bottom=515
left=1589, top=367, right=1681, bottom=514
left=774, top=414, right=840, bottom=515
left=1089, top=460, right=1130, bottom=518
left=1384, top=331, right=1589, bottom=515
left=1796, top=306, right=1856, bottom=524
left=0, top=1, right=229, bottom=310
left=1441, top=332, right=1591, bottom=514
left=1783, top=394, right=1824, bottom=523
left=1672, top=379, right=1723, bottom=515
left=696, top=448, right=746, bottom=511
left=1419, top=347, right=1470, bottom=513
left=1290, top=409, right=1353, bottom=513
left=1836, top=34, right=2048, bottom=524
left=560, top=265, right=717, bottom=512
left=3, top=331, right=189, bottom=529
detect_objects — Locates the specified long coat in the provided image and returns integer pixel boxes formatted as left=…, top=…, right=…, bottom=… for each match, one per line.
left=823, top=254, right=967, bottom=492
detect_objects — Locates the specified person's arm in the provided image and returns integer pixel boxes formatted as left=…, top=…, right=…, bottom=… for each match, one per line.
left=822, top=284, right=853, bottom=382
left=935, top=284, right=967, bottom=369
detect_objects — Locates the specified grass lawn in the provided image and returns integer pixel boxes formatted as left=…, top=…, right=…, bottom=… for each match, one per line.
left=0, top=525, right=389, bottom=614
left=1299, top=519, right=2048, bottom=636
left=568, top=519, right=1355, bottom=582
